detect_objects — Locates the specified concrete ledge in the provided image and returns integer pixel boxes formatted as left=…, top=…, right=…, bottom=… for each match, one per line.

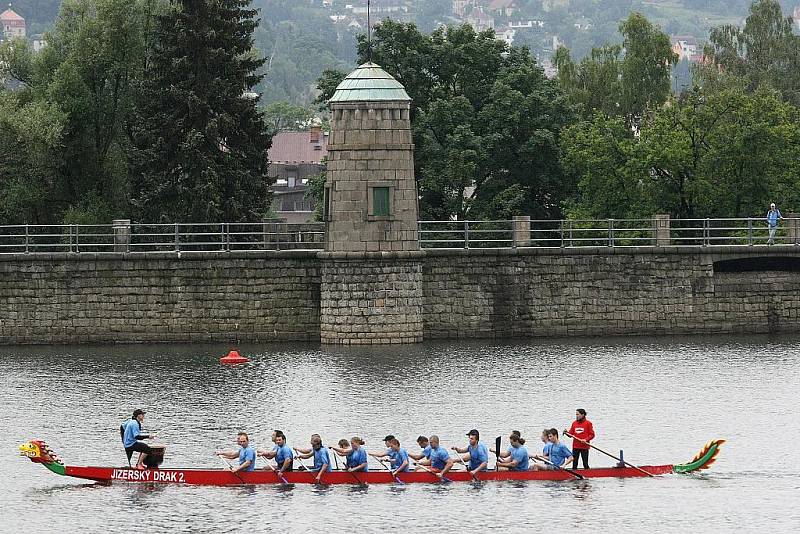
left=421, top=245, right=800, bottom=258
left=0, top=249, right=322, bottom=262
left=318, top=250, right=425, bottom=261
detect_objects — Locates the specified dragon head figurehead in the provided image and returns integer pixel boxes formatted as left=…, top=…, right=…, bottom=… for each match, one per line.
left=19, top=440, right=62, bottom=465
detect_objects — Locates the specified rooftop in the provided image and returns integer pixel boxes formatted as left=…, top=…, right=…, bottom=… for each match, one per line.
left=268, top=131, right=328, bottom=165
left=0, top=7, right=24, bottom=21
left=329, top=62, right=410, bottom=103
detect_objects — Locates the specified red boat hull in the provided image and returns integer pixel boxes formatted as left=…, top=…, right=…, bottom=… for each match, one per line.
left=64, top=464, right=675, bottom=486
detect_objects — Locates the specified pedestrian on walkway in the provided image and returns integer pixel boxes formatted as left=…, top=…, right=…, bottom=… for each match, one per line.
left=767, top=203, right=783, bottom=245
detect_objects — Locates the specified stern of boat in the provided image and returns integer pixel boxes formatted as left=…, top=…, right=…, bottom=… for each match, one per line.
left=19, top=439, right=66, bottom=476
left=673, top=439, right=725, bottom=474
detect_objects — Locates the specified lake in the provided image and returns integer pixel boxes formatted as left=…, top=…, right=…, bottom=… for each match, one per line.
left=1, top=336, right=797, bottom=532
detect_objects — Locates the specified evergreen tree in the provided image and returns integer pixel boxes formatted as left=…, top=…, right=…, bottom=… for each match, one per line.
left=131, top=0, right=272, bottom=223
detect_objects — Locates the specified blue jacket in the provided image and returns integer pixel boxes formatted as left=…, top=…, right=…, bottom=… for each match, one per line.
left=122, top=419, right=146, bottom=448
left=767, top=209, right=782, bottom=227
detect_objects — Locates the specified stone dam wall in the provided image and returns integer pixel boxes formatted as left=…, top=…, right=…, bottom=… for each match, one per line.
left=2, top=247, right=800, bottom=344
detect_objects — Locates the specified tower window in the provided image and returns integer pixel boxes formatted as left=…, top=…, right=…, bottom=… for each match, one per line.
left=371, top=187, right=390, bottom=217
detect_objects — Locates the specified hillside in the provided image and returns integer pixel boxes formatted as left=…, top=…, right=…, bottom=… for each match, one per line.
left=8, top=0, right=800, bottom=104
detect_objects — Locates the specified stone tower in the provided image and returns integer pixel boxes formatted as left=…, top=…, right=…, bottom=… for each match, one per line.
left=318, top=62, right=423, bottom=344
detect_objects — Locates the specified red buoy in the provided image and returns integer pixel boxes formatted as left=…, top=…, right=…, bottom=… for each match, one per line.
left=220, top=350, right=249, bottom=365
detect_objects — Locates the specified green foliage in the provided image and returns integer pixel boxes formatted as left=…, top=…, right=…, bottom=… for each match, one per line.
left=0, top=91, right=65, bottom=224
left=555, top=12, right=676, bottom=126
left=262, top=101, right=319, bottom=132
left=561, top=113, right=647, bottom=219
left=130, top=0, right=273, bottom=223
left=323, top=21, right=576, bottom=220
left=564, top=87, right=800, bottom=219
left=699, top=0, right=800, bottom=105
left=0, top=0, right=157, bottom=224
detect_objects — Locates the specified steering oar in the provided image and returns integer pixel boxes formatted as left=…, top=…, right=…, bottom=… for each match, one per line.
left=564, top=431, right=653, bottom=477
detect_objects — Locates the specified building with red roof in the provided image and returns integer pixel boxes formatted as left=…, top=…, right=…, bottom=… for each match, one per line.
left=267, top=126, right=328, bottom=223
left=1, top=5, right=25, bottom=39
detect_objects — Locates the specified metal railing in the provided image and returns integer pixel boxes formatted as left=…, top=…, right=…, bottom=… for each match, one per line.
left=418, top=217, right=800, bottom=249
left=0, top=217, right=797, bottom=254
left=0, top=222, right=325, bottom=254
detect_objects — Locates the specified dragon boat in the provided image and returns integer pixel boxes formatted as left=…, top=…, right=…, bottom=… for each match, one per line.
left=19, top=439, right=725, bottom=486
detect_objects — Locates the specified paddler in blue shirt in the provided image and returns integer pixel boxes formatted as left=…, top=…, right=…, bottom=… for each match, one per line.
left=408, top=435, right=431, bottom=462
left=495, top=431, right=530, bottom=471
left=272, top=430, right=293, bottom=475
left=369, top=434, right=397, bottom=465
left=121, top=409, right=155, bottom=470
left=414, top=435, right=450, bottom=471
left=257, top=429, right=281, bottom=461
left=533, top=429, right=574, bottom=471
left=294, top=434, right=331, bottom=483
left=439, top=429, right=489, bottom=479
left=370, top=438, right=410, bottom=476
left=215, top=432, right=256, bottom=473
left=331, top=436, right=369, bottom=472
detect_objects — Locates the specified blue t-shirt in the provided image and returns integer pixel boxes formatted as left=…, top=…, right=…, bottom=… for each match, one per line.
left=312, top=447, right=332, bottom=472
left=275, top=444, right=293, bottom=469
left=122, top=419, right=142, bottom=448
left=508, top=445, right=529, bottom=471
left=768, top=209, right=782, bottom=227
left=346, top=447, right=368, bottom=471
left=421, top=445, right=432, bottom=459
left=239, top=446, right=256, bottom=472
left=542, top=442, right=552, bottom=456
left=548, top=442, right=573, bottom=467
left=468, top=442, right=489, bottom=471
left=429, top=446, right=450, bottom=470
left=390, top=448, right=410, bottom=472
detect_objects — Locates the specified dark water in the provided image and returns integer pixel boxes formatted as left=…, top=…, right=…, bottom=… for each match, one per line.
left=1, top=337, right=798, bottom=533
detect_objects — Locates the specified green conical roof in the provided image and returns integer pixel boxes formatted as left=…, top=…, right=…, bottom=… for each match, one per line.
left=329, top=62, right=411, bottom=103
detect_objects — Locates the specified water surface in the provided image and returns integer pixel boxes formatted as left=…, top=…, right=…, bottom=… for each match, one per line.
left=1, top=336, right=797, bottom=532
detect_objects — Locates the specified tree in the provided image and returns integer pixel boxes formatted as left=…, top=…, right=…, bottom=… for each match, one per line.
left=262, top=101, right=318, bottom=131
left=1, top=0, right=156, bottom=224
left=0, top=92, right=65, bottom=224
left=618, top=13, right=677, bottom=126
left=554, top=12, right=676, bottom=127
left=639, top=88, right=800, bottom=218
left=567, top=87, right=800, bottom=220
left=131, top=0, right=273, bottom=223
left=700, top=0, right=800, bottom=105
left=560, top=113, right=647, bottom=219
left=318, top=21, right=575, bottom=220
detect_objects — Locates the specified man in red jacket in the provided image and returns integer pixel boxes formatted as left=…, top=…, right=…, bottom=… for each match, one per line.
left=567, top=408, right=595, bottom=468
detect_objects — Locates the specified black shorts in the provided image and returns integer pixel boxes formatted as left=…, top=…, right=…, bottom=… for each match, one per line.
left=126, top=441, right=152, bottom=455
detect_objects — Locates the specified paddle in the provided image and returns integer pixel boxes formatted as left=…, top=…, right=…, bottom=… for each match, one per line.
left=416, top=462, right=451, bottom=483
left=330, top=446, right=341, bottom=471
left=330, top=446, right=364, bottom=485
left=453, top=449, right=478, bottom=481
left=532, top=455, right=584, bottom=480
left=259, top=456, right=288, bottom=484
left=564, top=431, right=653, bottom=477
left=377, top=458, right=405, bottom=484
left=495, top=436, right=502, bottom=470
left=217, top=454, right=246, bottom=484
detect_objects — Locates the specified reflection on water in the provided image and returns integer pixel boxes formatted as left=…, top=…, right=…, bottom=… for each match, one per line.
left=2, top=335, right=800, bottom=532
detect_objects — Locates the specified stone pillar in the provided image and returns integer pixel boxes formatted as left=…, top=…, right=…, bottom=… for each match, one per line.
left=512, top=216, right=531, bottom=247
left=653, top=214, right=670, bottom=246
left=112, top=219, right=131, bottom=252
left=319, top=62, right=423, bottom=344
left=787, top=213, right=800, bottom=245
